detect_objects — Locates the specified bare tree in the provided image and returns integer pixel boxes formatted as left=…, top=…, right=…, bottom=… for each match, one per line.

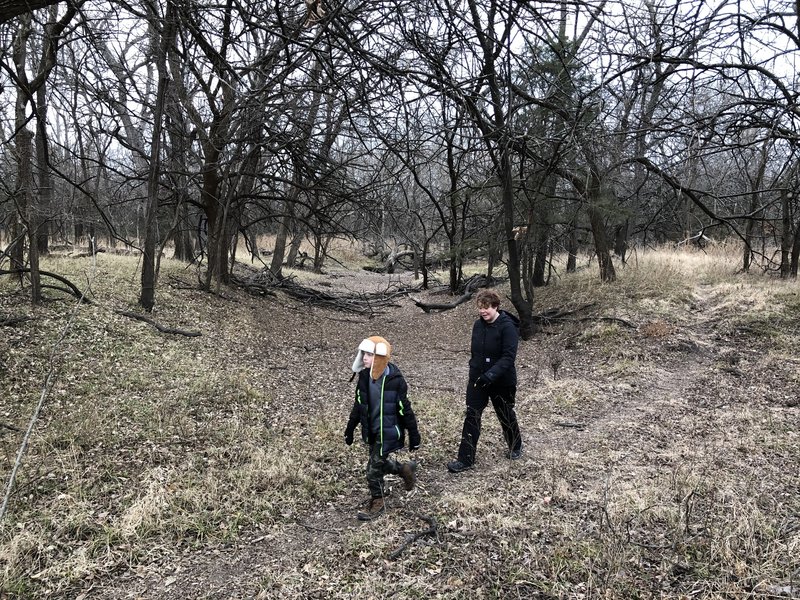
left=140, top=0, right=176, bottom=311
left=0, top=0, right=62, bottom=24
left=3, top=3, right=78, bottom=302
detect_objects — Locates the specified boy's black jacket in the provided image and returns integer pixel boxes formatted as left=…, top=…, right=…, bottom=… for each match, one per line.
left=346, top=363, right=420, bottom=456
left=468, top=309, right=520, bottom=387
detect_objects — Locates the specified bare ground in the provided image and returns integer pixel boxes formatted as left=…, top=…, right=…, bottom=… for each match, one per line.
left=2, top=257, right=799, bottom=598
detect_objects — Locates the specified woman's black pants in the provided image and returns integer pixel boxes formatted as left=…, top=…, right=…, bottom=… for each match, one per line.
left=457, top=382, right=521, bottom=466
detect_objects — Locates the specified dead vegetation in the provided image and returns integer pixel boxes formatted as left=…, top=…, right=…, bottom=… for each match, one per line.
left=1, top=246, right=799, bottom=599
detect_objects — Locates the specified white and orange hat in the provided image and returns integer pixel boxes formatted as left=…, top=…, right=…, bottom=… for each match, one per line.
left=351, top=336, right=391, bottom=380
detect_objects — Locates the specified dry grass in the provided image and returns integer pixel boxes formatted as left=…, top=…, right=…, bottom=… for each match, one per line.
left=1, top=244, right=799, bottom=598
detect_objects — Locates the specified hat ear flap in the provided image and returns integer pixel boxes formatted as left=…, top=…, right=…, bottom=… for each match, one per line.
left=369, top=337, right=391, bottom=379
left=371, top=355, right=389, bottom=380
left=351, top=350, right=365, bottom=374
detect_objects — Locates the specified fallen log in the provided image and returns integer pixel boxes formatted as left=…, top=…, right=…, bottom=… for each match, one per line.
left=385, top=249, right=415, bottom=274
left=231, top=269, right=420, bottom=314
left=410, top=274, right=495, bottom=313
left=410, top=292, right=473, bottom=313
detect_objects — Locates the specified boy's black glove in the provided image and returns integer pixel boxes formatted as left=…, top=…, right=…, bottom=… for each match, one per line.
left=474, top=374, right=491, bottom=389
left=344, top=429, right=354, bottom=445
left=409, top=431, right=421, bottom=451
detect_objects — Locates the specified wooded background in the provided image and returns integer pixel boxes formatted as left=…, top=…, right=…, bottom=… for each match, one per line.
left=2, top=0, right=799, bottom=335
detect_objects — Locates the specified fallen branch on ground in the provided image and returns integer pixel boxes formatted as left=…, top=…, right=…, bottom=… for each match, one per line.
left=576, top=316, right=637, bottom=328
left=535, top=304, right=637, bottom=329
left=409, top=293, right=473, bottom=313
left=389, top=514, right=438, bottom=560
left=116, top=310, right=201, bottom=337
left=0, top=269, right=92, bottom=304
left=533, top=303, right=597, bottom=324
left=231, top=268, right=419, bottom=314
left=167, top=275, right=197, bottom=290
left=1, top=315, right=33, bottom=327
left=69, top=248, right=106, bottom=258
left=553, top=421, right=586, bottom=430
left=410, top=274, right=495, bottom=313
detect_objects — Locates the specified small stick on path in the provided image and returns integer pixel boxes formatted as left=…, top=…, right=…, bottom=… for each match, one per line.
left=389, top=514, right=438, bottom=560
left=553, top=421, right=586, bottom=430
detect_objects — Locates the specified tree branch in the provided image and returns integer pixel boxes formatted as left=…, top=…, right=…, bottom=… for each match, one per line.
left=115, top=310, right=202, bottom=337
left=389, top=514, right=438, bottom=560
left=0, top=268, right=92, bottom=303
left=0, top=0, right=62, bottom=24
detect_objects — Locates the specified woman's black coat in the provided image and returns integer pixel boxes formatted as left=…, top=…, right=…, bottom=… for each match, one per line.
left=468, top=310, right=520, bottom=387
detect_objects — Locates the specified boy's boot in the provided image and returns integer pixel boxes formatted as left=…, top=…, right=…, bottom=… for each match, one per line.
left=400, top=461, right=418, bottom=491
left=357, top=497, right=386, bottom=521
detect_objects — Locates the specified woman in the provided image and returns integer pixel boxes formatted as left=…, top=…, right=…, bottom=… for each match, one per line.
left=447, top=289, right=523, bottom=473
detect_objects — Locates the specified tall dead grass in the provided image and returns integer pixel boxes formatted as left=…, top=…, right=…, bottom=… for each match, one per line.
left=1, top=245, right=798, bottom=598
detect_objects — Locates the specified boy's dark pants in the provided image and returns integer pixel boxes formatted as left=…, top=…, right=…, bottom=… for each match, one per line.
left=457, top=383, right=521, bottom=466
left=366, top=443, right=403, bottom=497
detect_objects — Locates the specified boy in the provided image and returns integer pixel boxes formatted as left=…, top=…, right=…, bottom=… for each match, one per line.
left=345, top=336, right=421, bottom=521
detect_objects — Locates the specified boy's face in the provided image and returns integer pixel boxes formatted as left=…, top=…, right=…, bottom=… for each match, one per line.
left=362, top=352, right=375, bottom=369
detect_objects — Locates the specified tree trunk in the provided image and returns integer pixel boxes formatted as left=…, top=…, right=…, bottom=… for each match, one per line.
left=172, top=200, right=194, bottom=261
left=500, top=147, right=533, bottom=338
left=742, top=234, right=752, bottom=273
left=286, top=223, right=304, bottom=268
left=566, top=221, right=578, bottom=273
left=790, top=222, right=800, bottom=278
left=312, top=233, right=330, bottom=273
left=613, top=220, right=628, bottom=263
left=271, top=191, right=298, bottom=277
left=140, top=0, right=175, bottom=311
left=17, top=127, right=41, bottom=304
left=448, top=248, right=462, bottom=292
left=588, top=203, right=616, bottom=282
left=521, top=240, right=533, bottom=303
left=531, top=226, right=549, bottom=288
left=487, top=239, right=496, bottom=279
left=34, top=82, right=52, bottom=255
left=201, top=127, right=234, bottom=290
left=166, top=94, right=193, bottom=262
left=780, top=189, right=792, bottom=278
left=270, top=214, right=290, bottom=276
left=584, top=171, right=616, bottom=283
left=11, top=15, right=40, bottom=302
